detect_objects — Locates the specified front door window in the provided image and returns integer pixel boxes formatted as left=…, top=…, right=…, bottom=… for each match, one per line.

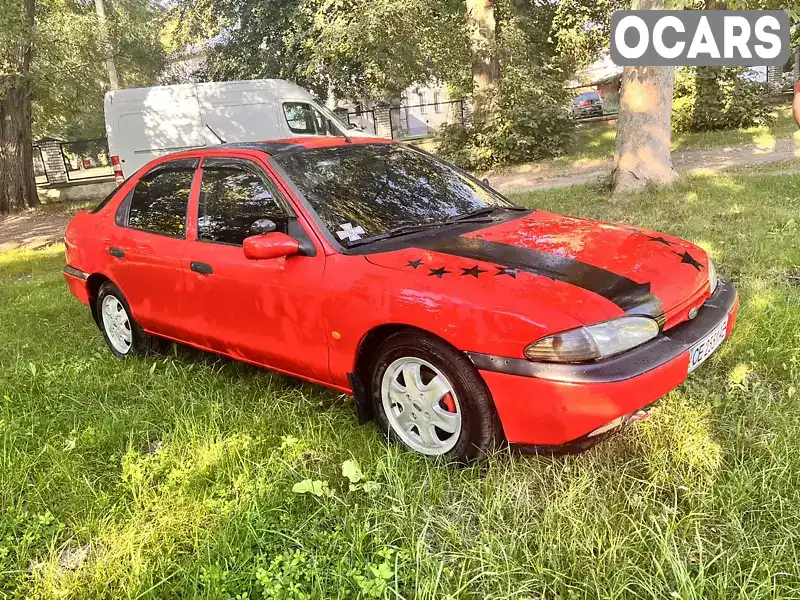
left=198, top=159, right=289, bottom=245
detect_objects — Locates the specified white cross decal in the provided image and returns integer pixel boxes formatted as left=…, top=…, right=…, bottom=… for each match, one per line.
left=336, top=222, right=366, bottom=241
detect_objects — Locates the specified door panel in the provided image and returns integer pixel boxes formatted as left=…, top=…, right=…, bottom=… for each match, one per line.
left=107, top=229, right=189, bottom=339
left=181, top=157, right=330, bottom=383
left=107, top=159, right=198, bottom=340
left=183, top=245, right=328, bottom=381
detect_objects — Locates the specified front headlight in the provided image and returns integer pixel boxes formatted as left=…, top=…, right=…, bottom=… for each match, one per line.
left=708, top=258, right=718, bottom=294
left=524, top=316, right=660, bottom=363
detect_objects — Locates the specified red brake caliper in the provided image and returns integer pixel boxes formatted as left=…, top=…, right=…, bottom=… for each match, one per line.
left=442, top=392, right=456, bottom=413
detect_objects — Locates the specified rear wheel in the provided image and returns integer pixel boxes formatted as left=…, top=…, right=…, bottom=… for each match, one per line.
left=96, top=281, right=152, bottom=358
left=369, top=331, right=502, bottom=463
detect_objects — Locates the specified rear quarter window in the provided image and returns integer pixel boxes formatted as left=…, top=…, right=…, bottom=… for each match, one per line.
left=91, top=186, right=122, bottom=214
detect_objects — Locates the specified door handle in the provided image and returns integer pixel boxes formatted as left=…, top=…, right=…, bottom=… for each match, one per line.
left=109, top=247, right=125, bottom=258
left=190, top=261, right=213, bottom=275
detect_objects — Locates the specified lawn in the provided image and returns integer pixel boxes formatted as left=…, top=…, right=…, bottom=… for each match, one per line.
left=547, top=103, right=799, bottom=167
left=1, top=168, right=800, bottom=598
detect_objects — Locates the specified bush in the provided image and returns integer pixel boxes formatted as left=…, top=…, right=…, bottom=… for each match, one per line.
left=671, top=66, right=774, bottom=133
left=437, top=79, right=575, bottom=171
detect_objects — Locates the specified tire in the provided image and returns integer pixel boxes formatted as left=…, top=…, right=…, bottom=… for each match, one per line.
left=369, top=331, right=502, bottom=463
left=96, top=281, right=152, bottom=358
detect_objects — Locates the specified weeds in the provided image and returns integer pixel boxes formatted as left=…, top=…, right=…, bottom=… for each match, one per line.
left=1, top=168, right=799, bottom=598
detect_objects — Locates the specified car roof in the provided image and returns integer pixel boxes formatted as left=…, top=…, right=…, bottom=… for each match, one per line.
left=214, top=136, right=394, bottom=156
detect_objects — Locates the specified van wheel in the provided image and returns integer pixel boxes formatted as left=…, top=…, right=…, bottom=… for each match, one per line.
left=96, top=281, right=152, bottom=358
left=369, top=331, right=502, bottom=463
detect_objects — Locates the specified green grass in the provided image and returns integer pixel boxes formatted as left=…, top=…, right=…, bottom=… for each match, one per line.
left=539, top=103, right=800, bottom=169
left=1, top=168, right=800, bottom=598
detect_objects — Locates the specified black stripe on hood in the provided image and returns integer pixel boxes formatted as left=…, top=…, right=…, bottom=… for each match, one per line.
left=417, top=235, right=665, bottom=323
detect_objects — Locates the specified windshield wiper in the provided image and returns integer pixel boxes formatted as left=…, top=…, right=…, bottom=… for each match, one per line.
left=344, top=206, right=529, bottom=248
left=453, top=205, right=529, bottom=221
left=346, top=217, right=495, bottom=247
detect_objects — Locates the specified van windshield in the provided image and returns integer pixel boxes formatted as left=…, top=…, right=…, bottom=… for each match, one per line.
left=282, top=102, right=351, bottom=137
left=314, top=103, right=351, bottom=134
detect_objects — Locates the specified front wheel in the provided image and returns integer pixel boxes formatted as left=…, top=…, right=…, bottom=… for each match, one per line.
left=369, top=332, right=502, bottom=463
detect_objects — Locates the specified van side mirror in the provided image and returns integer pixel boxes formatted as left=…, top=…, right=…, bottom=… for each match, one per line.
left=482, top=178, right=490, bottom=187
left=243, top=232, right=300, bottom=260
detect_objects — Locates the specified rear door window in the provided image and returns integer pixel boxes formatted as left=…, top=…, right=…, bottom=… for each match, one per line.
left=126, top=159, right=197, bottom=237
left=198, top=159, right=290, bottom=245
left=283, top=102, right=329, bottom=135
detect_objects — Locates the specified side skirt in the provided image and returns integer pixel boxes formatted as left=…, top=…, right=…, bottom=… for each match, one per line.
left=142, top=329, right=352, bottom=395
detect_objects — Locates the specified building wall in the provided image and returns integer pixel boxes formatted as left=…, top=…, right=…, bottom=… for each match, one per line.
left=336, top=82, right=462, bottom=139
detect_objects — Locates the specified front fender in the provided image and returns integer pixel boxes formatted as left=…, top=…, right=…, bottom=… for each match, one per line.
left=322, top=254, right=587, bottom=388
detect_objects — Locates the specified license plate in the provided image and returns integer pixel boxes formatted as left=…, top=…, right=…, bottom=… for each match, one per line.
left=688, top=317, right=728, bottom=373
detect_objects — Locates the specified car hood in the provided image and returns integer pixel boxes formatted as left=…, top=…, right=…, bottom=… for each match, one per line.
left=364, top=211, right=711, bottom=328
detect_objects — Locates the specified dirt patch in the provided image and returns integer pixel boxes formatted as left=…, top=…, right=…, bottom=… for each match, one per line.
left=0, top=202, right=88, bottom=254
left=489, top=137, right=800, bottom=194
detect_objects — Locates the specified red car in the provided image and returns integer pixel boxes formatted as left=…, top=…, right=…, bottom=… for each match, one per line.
left=63, top=137, right=738, bottom=461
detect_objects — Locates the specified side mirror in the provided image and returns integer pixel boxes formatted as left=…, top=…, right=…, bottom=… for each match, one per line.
left=243, top=232, right=299, bottom=260
left=482, top=178, right=490, bottom=187
left=250, top=218, right=277, bottom=236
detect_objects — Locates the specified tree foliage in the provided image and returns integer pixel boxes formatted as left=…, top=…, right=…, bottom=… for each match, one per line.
left=439, top=0, right=626, bottom=170
left=170, top=0, right=470, bottom=100
left=33, top=0, right=166, bottom=140
left=671, top=67, right=774, bottom=133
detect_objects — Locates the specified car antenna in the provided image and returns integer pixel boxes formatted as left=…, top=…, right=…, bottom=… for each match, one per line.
left=206, top=124, right=226, bottom=144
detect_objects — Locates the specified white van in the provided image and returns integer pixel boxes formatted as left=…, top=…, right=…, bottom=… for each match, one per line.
left=104, top=79, right=368, bottom=183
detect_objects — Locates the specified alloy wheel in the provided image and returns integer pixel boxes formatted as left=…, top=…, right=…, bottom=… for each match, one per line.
left=380, top=356, right=461, bottom=455
left=101, top=295, right=133, bottom=354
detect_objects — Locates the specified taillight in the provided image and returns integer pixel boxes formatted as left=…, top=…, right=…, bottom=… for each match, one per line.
left=111, top=155, right=124, bottom=186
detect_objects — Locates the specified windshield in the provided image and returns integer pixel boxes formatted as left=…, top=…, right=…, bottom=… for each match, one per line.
left=274, top=144, right=516, bottom=245
left=574, top=92, right=600, bottom=103
left=314, top=103, right=352, bottom=135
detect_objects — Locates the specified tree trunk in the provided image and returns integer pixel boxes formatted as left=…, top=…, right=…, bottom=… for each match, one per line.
left=0, top=86, right=38, bottom=214
left=467, top=0, right=499, bottom=117
left=610, top=0, right=677, bottom=196
left=0, top=0, right=38, bottom=214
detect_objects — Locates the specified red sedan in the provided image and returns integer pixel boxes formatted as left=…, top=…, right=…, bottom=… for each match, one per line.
left=63, top=137, right=738, bottom=461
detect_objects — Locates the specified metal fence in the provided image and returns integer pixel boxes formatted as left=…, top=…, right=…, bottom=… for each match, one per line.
left=60, top=138, right=113, bottom=182
left=342, top=108, right=378, bottom=135
left=389, top=99, right=465, bottom=140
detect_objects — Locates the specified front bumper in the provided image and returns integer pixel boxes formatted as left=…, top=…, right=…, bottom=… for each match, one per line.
left=574, top=106, right=603, bottom=118
left=471, top=280, right=739, bottom=446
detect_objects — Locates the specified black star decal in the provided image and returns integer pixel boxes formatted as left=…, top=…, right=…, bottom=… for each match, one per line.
left=495, top=267, right=517, bottom=278
left=674, top=251, right=702, bottom=271
left=646, top=235, right=672, bottom=246
left=460, top=265, right=487, bottom=278
left=406, top=259, right=423, bottom=269
left=428, top=266, right=451, bottom=278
